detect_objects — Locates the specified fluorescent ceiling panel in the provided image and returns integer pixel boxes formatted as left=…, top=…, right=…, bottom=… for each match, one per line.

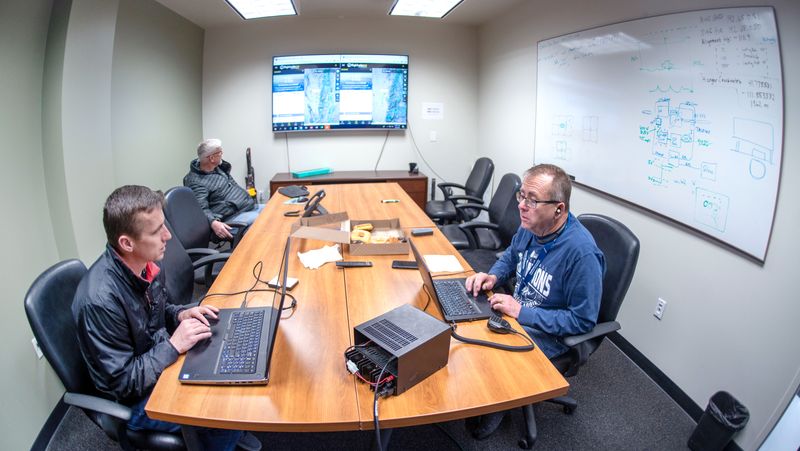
left=389, top=0, right=464, bottom=19
left=225, top=0, right=297, bottom=19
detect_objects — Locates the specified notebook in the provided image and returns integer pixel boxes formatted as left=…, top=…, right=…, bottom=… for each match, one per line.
left=408, top=238, right=493, bottom=323
left=178, top=237, right=292, bottom=385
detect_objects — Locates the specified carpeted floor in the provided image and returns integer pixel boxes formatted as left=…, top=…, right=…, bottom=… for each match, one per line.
left=45, top=338, right=697, bottom=450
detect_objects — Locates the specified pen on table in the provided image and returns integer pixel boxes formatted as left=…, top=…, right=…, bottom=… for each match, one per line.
left=381, top=199, right=400, bottom=203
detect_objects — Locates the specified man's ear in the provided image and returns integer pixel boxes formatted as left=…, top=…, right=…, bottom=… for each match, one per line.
left=117, top=235, right=134, bottom=253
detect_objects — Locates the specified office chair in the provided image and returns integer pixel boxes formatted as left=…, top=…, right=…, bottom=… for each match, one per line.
left=162, top=220, right=231, bottom=302
left=163, top=186, right=243, bottom=284
left=164, top=186, right=248, bottom=251
left=443, top=173, right=521, bottom=272
left=425, top=157, right=494, bottom=224
left=517, top=213, right=640, bottom=449
left=23, top=260, right=185, bottom=451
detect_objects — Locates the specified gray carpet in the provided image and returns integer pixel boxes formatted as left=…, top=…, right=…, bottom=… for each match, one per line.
left=45, top=338, right=697, bottom=450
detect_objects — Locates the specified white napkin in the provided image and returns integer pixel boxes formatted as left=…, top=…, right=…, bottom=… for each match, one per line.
left=297, top=244, right=343, bottom=269
left=423, top=254, right=464, bottom=273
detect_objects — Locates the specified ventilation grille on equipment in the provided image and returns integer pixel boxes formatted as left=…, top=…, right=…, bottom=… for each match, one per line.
left=363, top=319, right=418, bottom=351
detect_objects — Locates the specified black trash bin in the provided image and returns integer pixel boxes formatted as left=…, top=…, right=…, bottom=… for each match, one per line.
left=688, top=391, right=750, bottom=451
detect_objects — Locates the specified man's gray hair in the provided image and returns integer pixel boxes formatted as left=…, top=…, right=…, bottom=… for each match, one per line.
left=522, top=164, right=572, bottom=212
left=197, top=138, right=222, bottom=159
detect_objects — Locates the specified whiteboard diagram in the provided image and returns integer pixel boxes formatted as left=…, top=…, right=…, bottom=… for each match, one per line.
left=535, top=7, right=782, bottom=261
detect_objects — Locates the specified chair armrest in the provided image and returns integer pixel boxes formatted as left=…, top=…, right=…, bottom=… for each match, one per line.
left=64, top=392, right=132, bottom=421
left=448, top=195, right=484, bottom=205
left=437, top=182, right=466, bottom=200
left=458, top=221, right=499, bottom=249
left=562, top=321, right=620, bottom=347
left=194, top=252, right=231, bottom=287
left=185, top=247, right=218, bottom=258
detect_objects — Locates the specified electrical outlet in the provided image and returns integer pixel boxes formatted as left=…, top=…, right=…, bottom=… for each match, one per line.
left=429, top=130, right=438, bottom=142
left=654, top=298, right=667, bottom=320
left=31, top=337, right=43, bottom=359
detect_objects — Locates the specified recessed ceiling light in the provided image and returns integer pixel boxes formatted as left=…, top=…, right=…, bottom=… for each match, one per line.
left=389, top=0, right=464, bottom=19
left=225, top=0, right=297, bottom=20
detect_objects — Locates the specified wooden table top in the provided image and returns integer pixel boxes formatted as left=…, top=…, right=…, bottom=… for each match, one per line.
left=146, top=183, right=568, bottom=431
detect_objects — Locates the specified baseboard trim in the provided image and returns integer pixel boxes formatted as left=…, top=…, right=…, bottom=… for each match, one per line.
left=608, top=332, right=743, bottom=451
left=31, top=396, right=69, bottom=451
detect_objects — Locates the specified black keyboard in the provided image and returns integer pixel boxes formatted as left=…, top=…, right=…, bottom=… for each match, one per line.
left=218, top=310, right=265, bottom=374
left=434, top=279, right=481, bottom=316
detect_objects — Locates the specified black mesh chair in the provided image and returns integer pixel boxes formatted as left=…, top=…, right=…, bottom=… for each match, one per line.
left=163, top=186, right=243, bottom=285
left=425, top=157, right=494, bottom=224
left=442, top=173, right=521, bottom=273
left=517, top=214, right=640, bottom=449
left=23, top=260, right=185, bottom=451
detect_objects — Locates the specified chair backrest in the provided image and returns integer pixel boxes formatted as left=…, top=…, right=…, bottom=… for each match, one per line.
left=24, top=259, right=96, bottom=395
left=488, top=173, right=522, bottom=246
left=161, top=220, right=196, bottom=305
left=577, top=214, right=640, bottom=324
left=164, top=186, right=213, bottom=250
left=464, top=157, right=495, bottom=198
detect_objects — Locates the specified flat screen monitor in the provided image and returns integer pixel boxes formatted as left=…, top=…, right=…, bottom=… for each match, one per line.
left=272, top=54, right=408, bottom=132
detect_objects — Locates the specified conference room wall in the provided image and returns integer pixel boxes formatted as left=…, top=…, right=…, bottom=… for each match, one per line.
left=1, top=0, right=203, bottom=447
left=478, top=0, right=800, bottom=449
left=39, top=0, right=203, bottom=262
left=0, top=1, right=63, bottom=449
left=201, top=17, right=480, bottom=200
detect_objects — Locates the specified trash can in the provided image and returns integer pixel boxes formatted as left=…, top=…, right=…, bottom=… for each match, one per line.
left=688, top=391, right=750, bottom=451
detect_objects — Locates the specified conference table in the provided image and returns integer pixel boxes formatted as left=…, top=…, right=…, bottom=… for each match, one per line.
left=146, top=182, right=569, bottom=442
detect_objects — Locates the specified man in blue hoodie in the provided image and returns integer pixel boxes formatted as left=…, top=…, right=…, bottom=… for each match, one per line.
left=465, top=163, right=605, bottom=439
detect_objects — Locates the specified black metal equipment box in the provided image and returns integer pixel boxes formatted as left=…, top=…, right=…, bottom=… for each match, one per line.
left=353, top=304, right=451, bottom=395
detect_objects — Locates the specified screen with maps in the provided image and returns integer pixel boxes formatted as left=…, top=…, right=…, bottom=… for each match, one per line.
left=272, top=54, right=408, bottom=132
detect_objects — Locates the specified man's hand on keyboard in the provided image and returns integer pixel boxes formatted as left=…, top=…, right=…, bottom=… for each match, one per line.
left=488, top=293, right=521, bottom=319
left=170, top=318, right=213, bottom=354
left=178, top=305, right=220, bottom=326
left=465, top=272, right=497, bottom=297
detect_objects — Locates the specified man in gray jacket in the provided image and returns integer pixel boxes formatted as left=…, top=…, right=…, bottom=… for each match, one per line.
left=184, top=138, right=262, bottom=240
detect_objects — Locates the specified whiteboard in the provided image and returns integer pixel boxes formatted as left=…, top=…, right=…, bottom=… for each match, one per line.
left=534, top=7, right=782, bottom=261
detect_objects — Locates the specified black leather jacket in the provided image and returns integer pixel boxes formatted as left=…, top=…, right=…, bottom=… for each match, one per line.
left=183, top=159, right=255, bottom=223
left=72, top=245, right=185, bottom=405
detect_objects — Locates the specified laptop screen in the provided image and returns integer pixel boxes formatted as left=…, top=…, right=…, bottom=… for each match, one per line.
left=408, top=238, right=439, bottom=298
left=263, top=236, right=292, bottom=373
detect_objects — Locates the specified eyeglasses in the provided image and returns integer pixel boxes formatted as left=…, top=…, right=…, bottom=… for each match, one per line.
left=207, top=150, right=223, bottom=160
left=515, top=191, right=560, bottom=209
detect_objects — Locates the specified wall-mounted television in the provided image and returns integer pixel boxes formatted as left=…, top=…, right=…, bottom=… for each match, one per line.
left=272, top=54, right=408, bottom=132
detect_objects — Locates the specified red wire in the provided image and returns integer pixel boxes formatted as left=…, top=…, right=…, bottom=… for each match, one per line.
left=354, top=371, right=394, bottom=386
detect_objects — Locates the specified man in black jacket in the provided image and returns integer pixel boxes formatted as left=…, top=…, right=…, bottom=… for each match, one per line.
left=184, top=138, right=263, bottom=240
left=72, top=185, right=260, bottom=451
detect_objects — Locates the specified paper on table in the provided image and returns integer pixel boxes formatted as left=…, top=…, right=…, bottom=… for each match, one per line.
left=297, top=244, right=343, bottom=269
left=423, top=254, right=463, bottom=273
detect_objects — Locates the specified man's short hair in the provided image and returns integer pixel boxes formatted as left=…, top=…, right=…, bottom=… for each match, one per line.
left=197, top=138, right=222, bottom=159
left=523, top=164, right=572, bottom=212
left=103, top=185, right=165, bottom=251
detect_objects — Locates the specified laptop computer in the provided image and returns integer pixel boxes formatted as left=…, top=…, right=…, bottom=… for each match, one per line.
left=408, top=238, right=493, bottom=323
left=178, top=237, right=292, bottom=385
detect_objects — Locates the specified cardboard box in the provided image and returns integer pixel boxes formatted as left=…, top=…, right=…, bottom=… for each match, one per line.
left=349, top=218, right=409, bottom=256
left=290, top=214, right=409, bottom=256
left=290, top=211, right=350, bottom=244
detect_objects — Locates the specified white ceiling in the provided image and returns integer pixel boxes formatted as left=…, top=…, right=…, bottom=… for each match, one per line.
left=154, top=0, right=526, bottom=29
